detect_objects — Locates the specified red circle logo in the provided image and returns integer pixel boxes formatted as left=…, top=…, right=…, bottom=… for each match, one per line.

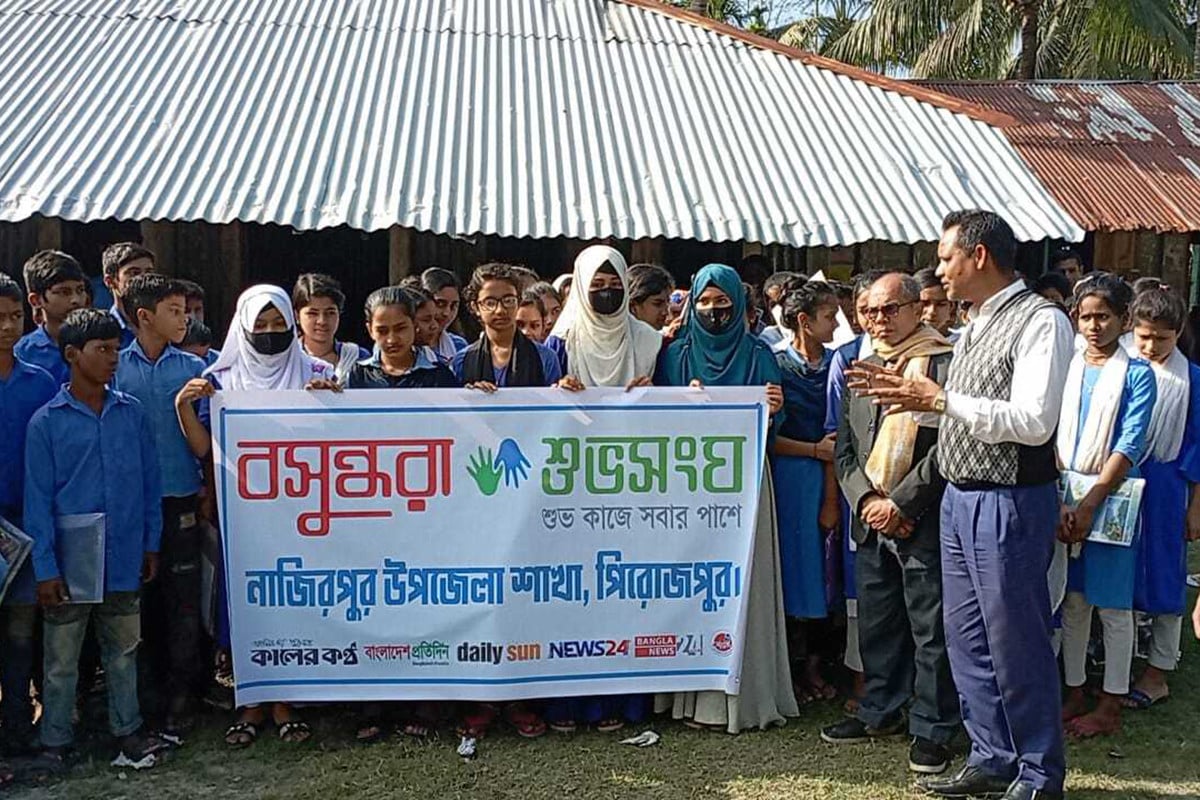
left=712, top=631, right=733, bottom=654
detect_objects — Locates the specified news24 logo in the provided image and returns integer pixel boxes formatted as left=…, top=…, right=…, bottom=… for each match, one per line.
left=467, top=439, right=530, bottom=496
left=548, top=639, right=630, bottom=659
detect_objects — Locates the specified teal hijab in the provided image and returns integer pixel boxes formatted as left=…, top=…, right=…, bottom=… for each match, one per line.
left=658, top=264, right=780, bottom=387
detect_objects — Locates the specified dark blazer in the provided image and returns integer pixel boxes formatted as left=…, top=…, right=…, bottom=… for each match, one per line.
left=835, top=351, right=953, bottom=548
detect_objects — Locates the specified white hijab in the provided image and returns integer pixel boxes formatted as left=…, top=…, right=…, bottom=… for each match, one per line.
left=205, top=285, right=323, bottom=391
left=1143, top=348, right=1190, bottom=463
left=548, top=246, right=662, bottom=388
left=1055, top=347, right=1130, bottom=474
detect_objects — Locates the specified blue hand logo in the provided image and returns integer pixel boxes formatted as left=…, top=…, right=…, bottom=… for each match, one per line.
left=494, top=439, right=531, bottom=489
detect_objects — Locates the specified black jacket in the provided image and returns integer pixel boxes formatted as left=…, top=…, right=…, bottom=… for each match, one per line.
left=835, top=351, right=952, bottom=548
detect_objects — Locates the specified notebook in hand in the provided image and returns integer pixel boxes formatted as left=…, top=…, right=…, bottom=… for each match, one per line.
left=0, top=516, right=33, bottom=605
left=55, top=513, right=106, bottom=603
left=1058, top=471, right=1145, bottom=547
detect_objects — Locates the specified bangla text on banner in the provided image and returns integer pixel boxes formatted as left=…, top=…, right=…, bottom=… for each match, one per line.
left=211, top=387, right=768, bottom=705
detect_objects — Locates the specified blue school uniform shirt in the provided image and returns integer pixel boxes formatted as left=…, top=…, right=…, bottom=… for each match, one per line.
left=776, top=346, right=831, bottom=443
left=1067, top=358, right=1156, bottom=609
left=109, top=303, right=136, bottom=350
left=203, top=348, right=221, bottom=368
left=1074, top=360, right=1156, bottom=472
left=23, top=387, right=163, bottom=592
left=113, top=341, right=206, bottom=497
left=450, top=340, right=562, bottom=387
left=824, top=337, right=861, bottom=435
left=14, top=325, right=68, bottom=387
left=0, top=359, right=58, bottom=518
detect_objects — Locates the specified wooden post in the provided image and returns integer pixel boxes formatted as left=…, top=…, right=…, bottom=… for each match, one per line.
left=140, top=220, right=178, bottom=274
left=389, top=225, right=413, bottom=283
left=630, top=237, right=665, bottom=265
left=211, top=221, right=245, bottom=336
left=35, top=216, right=62, bottom=250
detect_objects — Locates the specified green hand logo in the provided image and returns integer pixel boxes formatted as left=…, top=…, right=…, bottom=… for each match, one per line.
left=467, top=447, right=503, bottom=496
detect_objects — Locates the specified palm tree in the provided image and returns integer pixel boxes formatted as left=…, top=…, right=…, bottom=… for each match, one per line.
left=824, top=0, right=1191, bottom=79
left=779, top=0, right=868, bottom=54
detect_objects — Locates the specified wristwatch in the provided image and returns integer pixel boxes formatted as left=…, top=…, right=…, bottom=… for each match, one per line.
left=932, top=389, right=947, bottom=415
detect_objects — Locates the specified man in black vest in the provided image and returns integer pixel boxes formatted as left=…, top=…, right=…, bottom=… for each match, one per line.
left=821, top=273, right=959, bottom=775
left=849, top=211, right=1073, bottom=800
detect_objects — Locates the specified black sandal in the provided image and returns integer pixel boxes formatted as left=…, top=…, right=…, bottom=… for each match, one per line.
left=278, top=721, right=312, bottom=743
left=224, top=721, right=259, bottom=749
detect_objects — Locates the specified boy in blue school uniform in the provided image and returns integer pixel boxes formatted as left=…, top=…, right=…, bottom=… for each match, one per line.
left=113, top=274, right=207, bottom=735
left=15, top=251, right=90, bottom=386
left=23, top=308, right=167, bottom=770
left=100, top=243, right=157, bottom=351
left=0, top=274, right=57, bottom=770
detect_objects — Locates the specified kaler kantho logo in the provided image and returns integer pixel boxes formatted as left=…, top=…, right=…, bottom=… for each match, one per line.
left=548, top=639, right=630, bottom=659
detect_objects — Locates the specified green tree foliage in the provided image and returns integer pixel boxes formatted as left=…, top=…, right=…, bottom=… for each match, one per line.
left=813, top=0, right=1191, bottom=79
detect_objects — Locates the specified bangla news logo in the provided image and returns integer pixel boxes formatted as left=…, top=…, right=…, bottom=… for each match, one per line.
left=467, top=438, right=531, bottom=496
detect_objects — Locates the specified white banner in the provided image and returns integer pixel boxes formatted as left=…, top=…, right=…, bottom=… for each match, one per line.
left=212, top=387, right=767, bottom=705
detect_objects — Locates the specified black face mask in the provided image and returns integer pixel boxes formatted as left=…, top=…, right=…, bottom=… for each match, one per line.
left=695, top=306, right=734, bottom=334
left=246, top=328, right=294, bottom=356
left=589, top=288, right=625, bottom=316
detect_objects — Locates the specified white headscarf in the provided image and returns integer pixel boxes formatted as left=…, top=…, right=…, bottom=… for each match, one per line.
left=204, top=285, right=324, bottom=390
left=548, top=246, right=662, bottom=388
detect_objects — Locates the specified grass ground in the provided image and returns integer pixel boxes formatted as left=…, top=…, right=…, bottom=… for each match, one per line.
left=6, top=586, right=1199, bottom=799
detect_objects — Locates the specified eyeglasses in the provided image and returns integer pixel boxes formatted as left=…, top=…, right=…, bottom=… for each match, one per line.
left=476, top=295, right=519, bottom=312
left=863, top=300, right=919, bottom=320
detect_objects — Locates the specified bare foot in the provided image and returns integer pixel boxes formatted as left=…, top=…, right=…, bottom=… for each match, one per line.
left=1062, top=687, right=1088, bottom=722
left=1067, top=694, right=1122, bottom=738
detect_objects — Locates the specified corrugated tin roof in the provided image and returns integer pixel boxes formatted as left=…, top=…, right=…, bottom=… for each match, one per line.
left=921, top=81, right=1200, bottom=233
left=0, top=0, right=1082, bottom=244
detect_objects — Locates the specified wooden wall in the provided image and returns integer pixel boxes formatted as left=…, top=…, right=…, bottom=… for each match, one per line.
left=3, top=216, right=1192, bottom=339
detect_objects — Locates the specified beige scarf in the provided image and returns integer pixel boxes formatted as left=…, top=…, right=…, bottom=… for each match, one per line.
left=864, top=325, right=953, bottom=493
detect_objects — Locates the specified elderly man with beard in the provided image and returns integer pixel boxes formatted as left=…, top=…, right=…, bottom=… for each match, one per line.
left=820, top=273, right=959, bottom=776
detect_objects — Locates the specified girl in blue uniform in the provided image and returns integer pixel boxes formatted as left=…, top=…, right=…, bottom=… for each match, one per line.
left=770, top=282, right=842, bottom=702
left=1124, top=288, right=1200, bottom=709
left=1056, top=274, right=1156, bottom=739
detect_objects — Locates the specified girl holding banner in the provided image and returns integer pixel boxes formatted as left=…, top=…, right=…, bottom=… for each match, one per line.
left=175, top=285, right=340, bottom=748
left=547, top=244, right=662, bottom=733
left=653, top=264, right=799, bottom=733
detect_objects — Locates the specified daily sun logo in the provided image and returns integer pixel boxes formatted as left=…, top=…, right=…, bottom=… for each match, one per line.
left=466, top=438, right=531, bottom=496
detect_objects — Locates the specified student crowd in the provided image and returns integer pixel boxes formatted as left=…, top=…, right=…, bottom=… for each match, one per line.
left=0, top=210, right=1197, bottom=800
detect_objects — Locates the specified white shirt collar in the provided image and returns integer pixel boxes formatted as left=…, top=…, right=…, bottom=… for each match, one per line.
left=970, top=279, right=1027, bottom=322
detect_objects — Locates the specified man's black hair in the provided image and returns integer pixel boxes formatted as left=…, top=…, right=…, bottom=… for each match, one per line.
left=22, top=250, right=86, bottom=297
left=0, top=272, right=25, bottom=304
left=59, top=308, right=121, bottom=358
left=1130, top=287, right=1186, bottom=333
left=913, top=267, right=942, bottom=292
left=292, top=272, right=346, bottom=312
left=942, top=209, right=1017, bottom=273
left=628, top=264, right=675, bottom=305
left=121, top=273, right=188, bottom=327
left=1032, top=271, right=1072, bottom=301
left=182, top=317, right=213, bottom=347
left=101, top=242, right=155, bottom=281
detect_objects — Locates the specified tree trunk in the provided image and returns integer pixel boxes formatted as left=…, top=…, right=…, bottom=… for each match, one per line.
left=688, top=0, right=709, bottom=15
left=1016, top=1, right=1039, bottom=80
left=1193, top=9, right=1200, bottom=79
